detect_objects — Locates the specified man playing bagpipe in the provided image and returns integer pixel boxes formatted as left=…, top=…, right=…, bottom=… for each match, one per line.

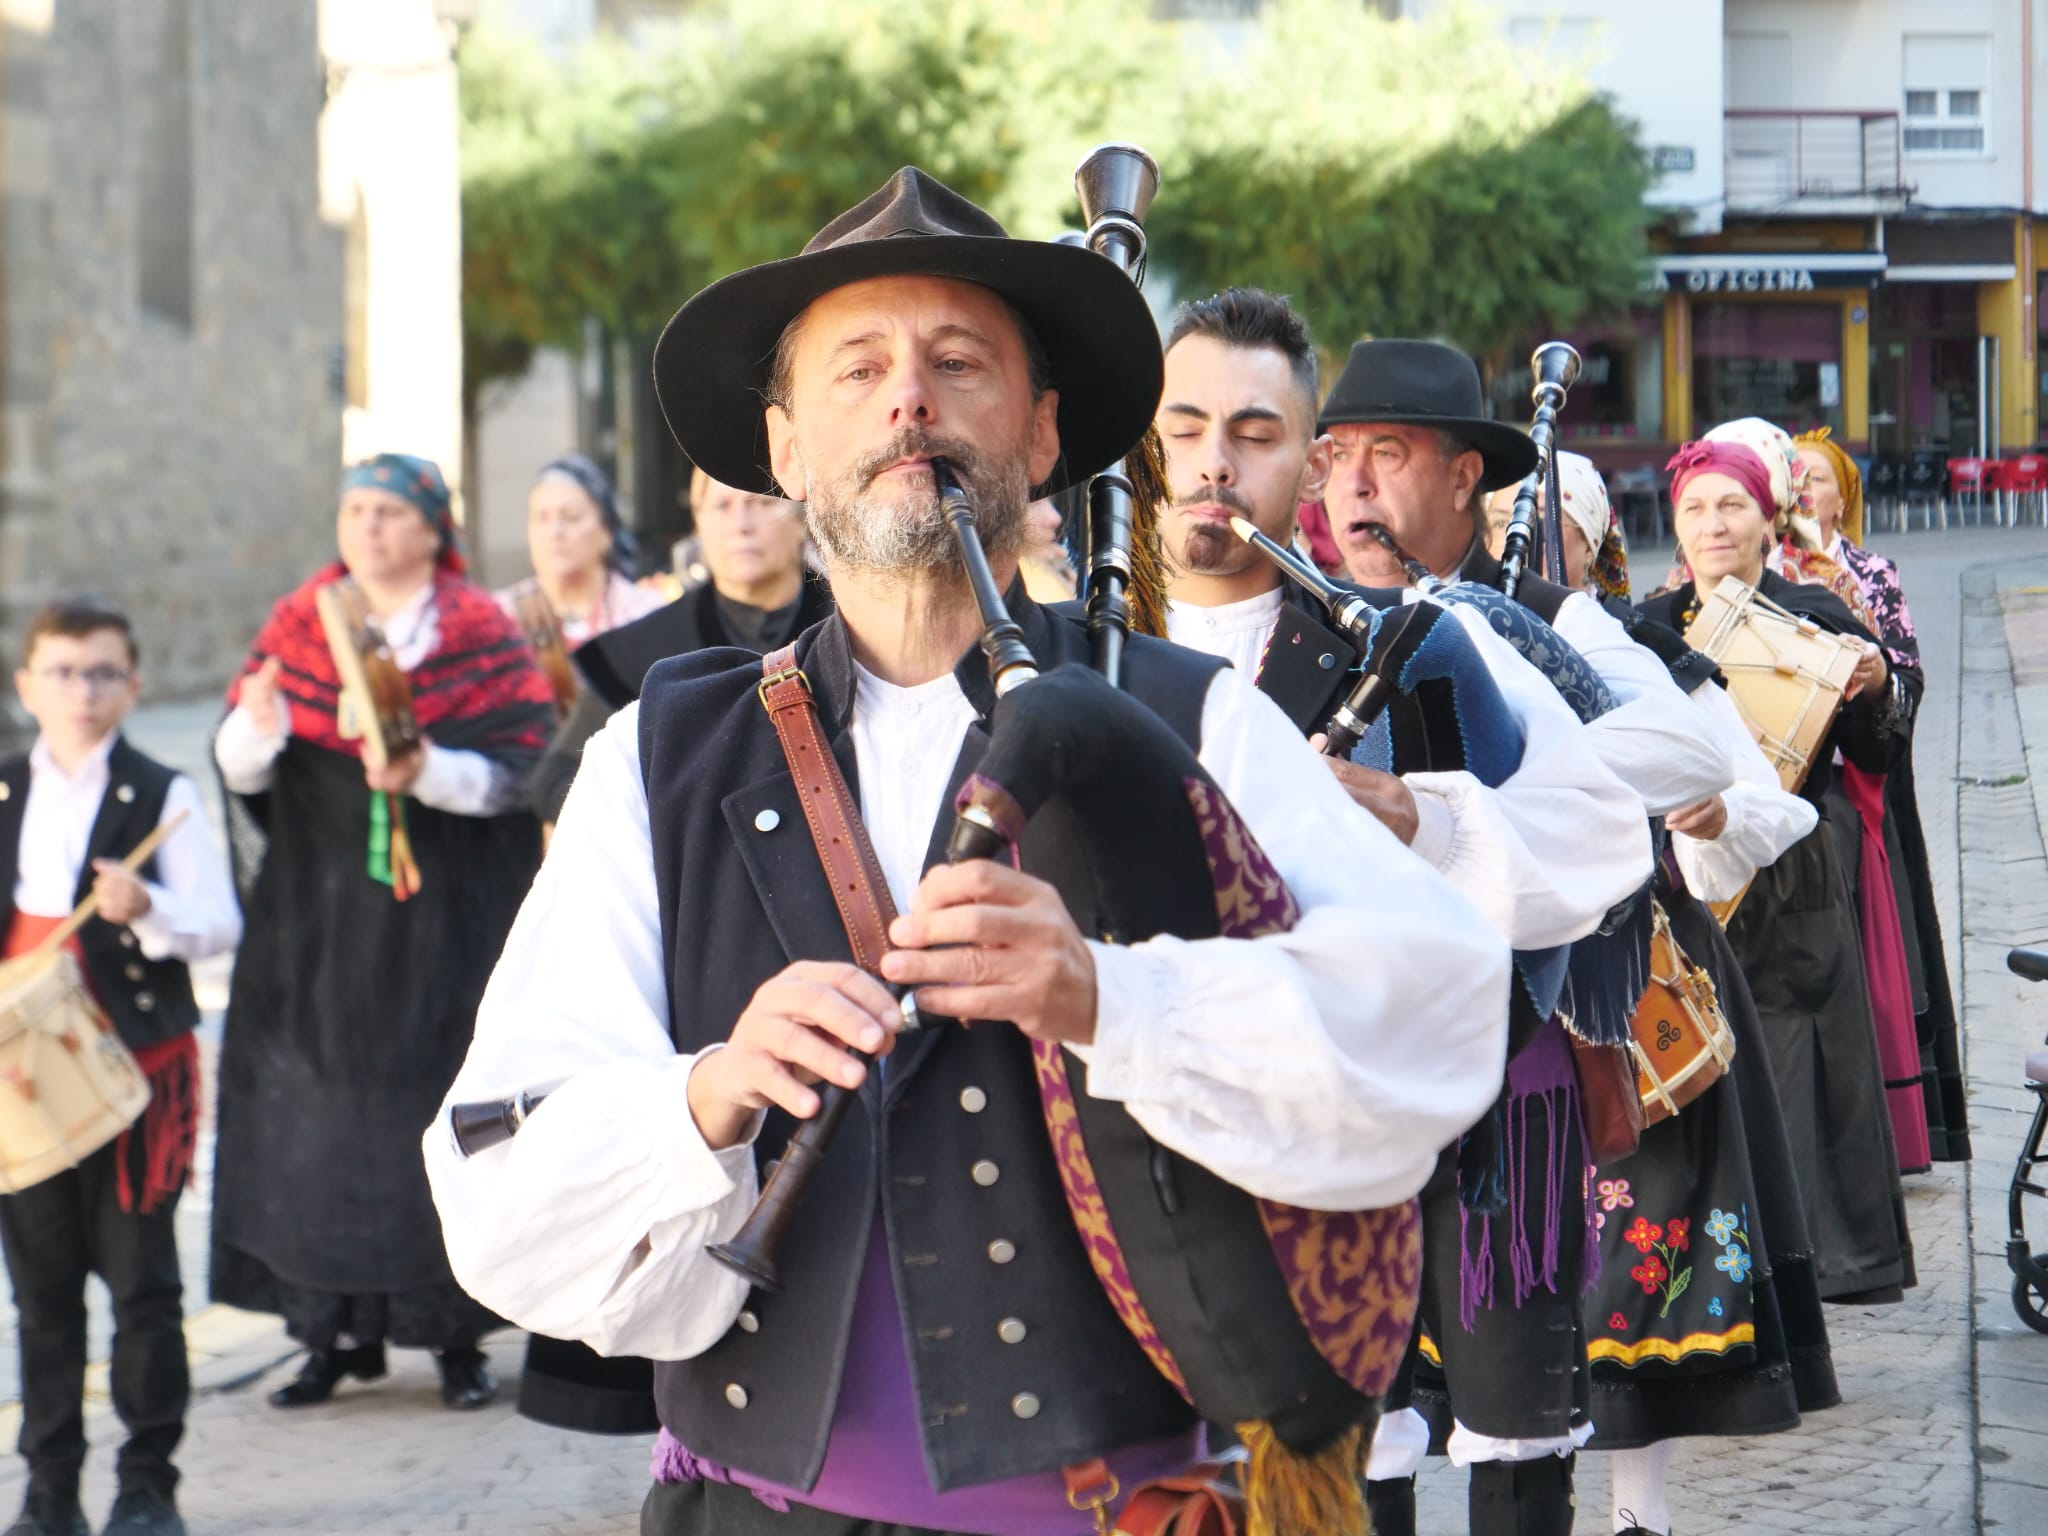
left=425, top=168, right=1513, bottom=1536
left=1154, top=288, right=1646, bottom=968
left=1318, top=339, right=1743, bottom=1535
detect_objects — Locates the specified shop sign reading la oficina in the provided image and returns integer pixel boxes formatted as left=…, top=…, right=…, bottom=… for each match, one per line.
left=1649, top=266, right=1820, bottom=294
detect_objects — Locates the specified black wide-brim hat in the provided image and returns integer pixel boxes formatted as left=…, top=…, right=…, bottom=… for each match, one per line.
left=653, top=168, right=1163, bottom=498
left=1317, top=339, right=1539, bottom=492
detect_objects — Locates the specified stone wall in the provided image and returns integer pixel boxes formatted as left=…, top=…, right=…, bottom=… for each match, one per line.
left=0, top=0, right=341, bottom=722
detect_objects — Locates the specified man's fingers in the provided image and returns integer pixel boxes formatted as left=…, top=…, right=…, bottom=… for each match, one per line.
left=889, top=901, right=1031, bottom=953
left=741, top=1058, right=822, bottom=1122
left=883, top=942, right=1005, bottom=990
left=782, top=960, right=901, bottom=1028
left=768, top=1014, right=868, bottom=1090
left=908, top=859, right=1038, bottom=915
left=754, top=978, right=891, bottom=1055
left=907, top=984, right=1012, bottom=1025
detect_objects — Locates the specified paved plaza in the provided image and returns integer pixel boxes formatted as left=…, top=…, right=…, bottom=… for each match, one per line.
left=5, top=528, right=2048, bottom=1533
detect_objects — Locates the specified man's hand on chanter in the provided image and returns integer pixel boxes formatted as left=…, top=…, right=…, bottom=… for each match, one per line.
left=883, top=861, right=1097, bottom=1047
left=687, top=961, right=902, bottom=1151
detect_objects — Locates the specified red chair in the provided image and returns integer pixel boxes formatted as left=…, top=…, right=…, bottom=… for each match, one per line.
left=1998, top=455, right=2048, bottom=527
left=1948, top=457, right=1993, bottom=525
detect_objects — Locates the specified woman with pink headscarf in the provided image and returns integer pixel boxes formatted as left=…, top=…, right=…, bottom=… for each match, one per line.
left=1638, top=436, right=1915, bottom=1317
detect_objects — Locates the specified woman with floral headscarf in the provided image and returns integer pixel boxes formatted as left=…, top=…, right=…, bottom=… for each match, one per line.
left=499, top=454, right=666, bottom=645
left=1639, top=437, right=1915, bottom=1323
left=210, top=455, right=556, bottom=1414
left=1795, top=430, right=1967, bottom=1163
left=1540, top=458, right=1841, bottom=1536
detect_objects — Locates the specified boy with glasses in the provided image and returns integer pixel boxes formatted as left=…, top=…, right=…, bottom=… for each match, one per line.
left=1, top=599, right=240, bottom=1536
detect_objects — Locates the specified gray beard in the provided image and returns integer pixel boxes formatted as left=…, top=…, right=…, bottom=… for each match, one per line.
left=801, top=432, right=1032, bottom=582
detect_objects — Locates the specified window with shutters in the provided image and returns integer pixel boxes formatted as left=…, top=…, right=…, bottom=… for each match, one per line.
left=1903, top=34, right=1989, bottom=157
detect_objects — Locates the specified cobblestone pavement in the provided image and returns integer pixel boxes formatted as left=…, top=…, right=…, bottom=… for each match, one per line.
left=3, top=532, right=2048, bottom=1535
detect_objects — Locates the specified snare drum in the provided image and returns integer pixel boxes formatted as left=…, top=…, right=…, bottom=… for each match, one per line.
left=0, top=949, right=151, bottom=1193
left=1683, top=574, right=1859, bottom=796
left=1630, top=902, right=1736, bottom=1125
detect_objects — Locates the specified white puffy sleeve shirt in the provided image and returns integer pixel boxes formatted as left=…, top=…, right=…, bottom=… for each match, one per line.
left=1671, top=680, right=1819, bottom=901
left=1399, top=599, right=1651, bottom=951
left=1550, top=592, right=1738, bottom=816
left=424, top=663, right=1511, bottom=1361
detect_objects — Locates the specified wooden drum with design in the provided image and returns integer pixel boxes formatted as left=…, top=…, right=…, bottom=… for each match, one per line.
left=1629, top=902, right=1735, bottom=1125
left=0, top=948, right=151, bottom=1193
left=1683, top=574, right=1858, bottom=796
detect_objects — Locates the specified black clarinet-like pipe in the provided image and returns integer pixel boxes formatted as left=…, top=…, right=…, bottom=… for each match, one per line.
left=1227, top=516, right=1378, bottom=645
left=1497, top=342, right=1581, bottom=600
left=933, top=459, right=1038, bottom=695
left=1227, top=516, right=1436, bottom=759
left=1321, top=670, right=1398, bottom=761
left=1073, top=143, right=1158, bottom=690
left=708, top=974, right=929, bottom=1290
left=447, top=1091, right=543, bottom=1158
left=1084, top=470, right=1135, bottom=687
left=704, top=464, right=1043, bottom=1293
left=1362, top=522, right=1446, bottom=595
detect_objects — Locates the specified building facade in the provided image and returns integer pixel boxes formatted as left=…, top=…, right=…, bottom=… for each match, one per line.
left=0, top=0, right=463, bottom=717
left=0, top=0, right=343, bottom=705
left=1408, top=0, right=2048, bottom=478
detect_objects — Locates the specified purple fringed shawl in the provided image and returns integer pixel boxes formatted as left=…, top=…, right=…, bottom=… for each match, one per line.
left=1457, top=1020, right=1602, bottom=1331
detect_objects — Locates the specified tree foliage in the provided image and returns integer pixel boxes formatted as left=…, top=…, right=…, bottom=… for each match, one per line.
left=1144, top=0, right=1653, bottom=366
left=459, top=0, right=1652, bottom=393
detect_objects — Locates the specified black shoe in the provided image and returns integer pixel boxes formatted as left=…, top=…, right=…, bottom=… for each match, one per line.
left=436, top=1345, right=496, bottom=1410
left=99, top=1490, right=184, bottom=1536
left=267, top=1341, right=388, bottom=1408
left=3, top=1487, right=87, bottom=1536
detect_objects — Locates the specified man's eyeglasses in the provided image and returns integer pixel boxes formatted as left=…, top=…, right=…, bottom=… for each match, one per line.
left=32, top=665, right=134, bottom=694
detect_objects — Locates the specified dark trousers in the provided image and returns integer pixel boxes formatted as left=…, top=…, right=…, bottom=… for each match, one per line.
left=0, top=1140, right=188, bottom=1499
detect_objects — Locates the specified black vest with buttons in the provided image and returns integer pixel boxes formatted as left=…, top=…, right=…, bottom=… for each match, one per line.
left=0, top=738, right=201, bottom=1050
left=639, top=599, right=1225, bottom=1495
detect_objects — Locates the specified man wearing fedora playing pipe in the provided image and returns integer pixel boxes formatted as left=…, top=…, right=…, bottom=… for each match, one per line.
left=424, top=170, right=1511, bottom=1536
left=1321, top=342, right=1735, bottom=1535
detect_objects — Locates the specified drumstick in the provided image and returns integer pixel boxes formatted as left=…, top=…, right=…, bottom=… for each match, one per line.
left=33, top=809, right=192, bottom=958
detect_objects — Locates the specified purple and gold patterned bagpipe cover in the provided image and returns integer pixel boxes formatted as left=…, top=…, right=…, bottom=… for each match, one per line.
left=955, top=665, right=1414, bottom=1536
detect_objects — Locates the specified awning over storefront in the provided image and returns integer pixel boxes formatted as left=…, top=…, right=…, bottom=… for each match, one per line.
left=1648, top=252, right=1889, bottom=293
left=1885, top=263, right=2018, bottom=282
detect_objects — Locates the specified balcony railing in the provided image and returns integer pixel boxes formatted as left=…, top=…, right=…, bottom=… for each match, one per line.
left=1724, top=111, right=1911, bottom=210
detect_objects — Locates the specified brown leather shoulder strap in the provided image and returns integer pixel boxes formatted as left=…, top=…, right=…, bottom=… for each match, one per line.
left=758, top=645, right=898, bottom=971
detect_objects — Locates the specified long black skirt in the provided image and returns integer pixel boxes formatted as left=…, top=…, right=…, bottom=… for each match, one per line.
left=1583, top=891, right=1838, bottom=1448
left=211, top=743, right=540, bottom=1341
left=1726, top=825, right=1914, bottom=1303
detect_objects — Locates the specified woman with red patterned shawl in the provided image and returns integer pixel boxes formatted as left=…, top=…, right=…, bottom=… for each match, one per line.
left=208, top=454, right=555, bottom=1414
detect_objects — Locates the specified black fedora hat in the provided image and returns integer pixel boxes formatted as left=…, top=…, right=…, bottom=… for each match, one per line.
left=1317, top=339, right=1539, bottom=492
left=652, top=168, right=1163, bottom=498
